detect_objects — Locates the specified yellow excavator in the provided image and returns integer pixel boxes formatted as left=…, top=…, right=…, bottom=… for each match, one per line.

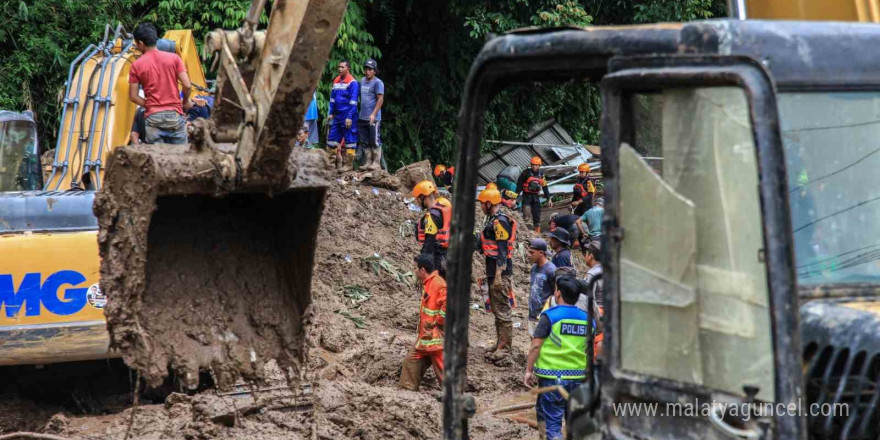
left=0, top=26, right=205, bottom=365
left=1, top=0, right=346, bottom=395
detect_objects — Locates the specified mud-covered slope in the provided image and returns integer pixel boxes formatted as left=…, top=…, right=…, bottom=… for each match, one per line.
left=16, top=178, right=585, bottom=440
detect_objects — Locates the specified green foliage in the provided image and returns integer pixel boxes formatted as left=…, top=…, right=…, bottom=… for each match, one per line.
left=0, top=0, right=728, bottom=171
left=632, top=0, right=718, bottom=23
left=317, top=1, right=382, bottom=120
left=0, top=0, right=137, bottom=148
left=132, top=0, right=263, bottom=34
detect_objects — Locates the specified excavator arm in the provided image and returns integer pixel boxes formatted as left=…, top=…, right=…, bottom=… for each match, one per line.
left=94, top=0, right=347, bottom=389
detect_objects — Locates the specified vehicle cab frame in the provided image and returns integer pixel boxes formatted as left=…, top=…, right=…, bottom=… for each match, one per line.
left=447, top=19, right=880, bottom=440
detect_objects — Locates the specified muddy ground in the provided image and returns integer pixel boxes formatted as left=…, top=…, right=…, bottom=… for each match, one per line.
left=0, top=175, right=586, bottom=440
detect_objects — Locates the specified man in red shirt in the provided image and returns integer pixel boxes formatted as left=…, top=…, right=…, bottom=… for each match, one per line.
left=128, top=23, right=192, bottom=144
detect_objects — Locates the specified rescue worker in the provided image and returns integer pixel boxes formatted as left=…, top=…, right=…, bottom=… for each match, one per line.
left=413, top=180, right=452, bottom=277
left=516, top=156, right=552, bottom=232
left=327, top=60, right=359, bottom=171
left=570, top=163, right=596, bottom=216
left=524, top=275, right=593, bottom=440
left=399, top=254, right=447, bottom=391
left=434, top=164, right=454, bottom=189
left=475, top=187, right=517, bottom=363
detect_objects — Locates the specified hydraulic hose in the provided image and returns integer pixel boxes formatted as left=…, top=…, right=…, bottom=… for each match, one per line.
left=54, top=35, right=107, bottom=190
left=90, top=42, right=134, bottom=190
left=82, top=25, right=127, bottom=186
left=75, top=33, right=116, bottom=188
left=44, top=43, right=95, bottom=191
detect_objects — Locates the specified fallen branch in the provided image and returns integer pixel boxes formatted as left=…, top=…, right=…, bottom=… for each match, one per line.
left=506, top=415, right=538, bottom=428
left=490, top=402, right=535, bottom=414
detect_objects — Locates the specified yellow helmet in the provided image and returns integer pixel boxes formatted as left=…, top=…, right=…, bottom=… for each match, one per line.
left=477, top=188, right=502, bottom=205
left=437, top=197, right=452, bottom=208
left=578, top=163, right=591, bottom=173
left=412, top=180, right=438, bottom=198
left=485, top=182, right=498, bottom=190
left=433, top=164, right=447, bottom=177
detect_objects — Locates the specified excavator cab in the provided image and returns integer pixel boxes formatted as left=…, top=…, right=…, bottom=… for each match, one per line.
left=447, top=20, right=880, bottom=440
left=0, top=111, right=39, bottom=191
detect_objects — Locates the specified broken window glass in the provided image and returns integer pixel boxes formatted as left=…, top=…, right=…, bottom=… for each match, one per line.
left=620, top=87, right=775, bottom=402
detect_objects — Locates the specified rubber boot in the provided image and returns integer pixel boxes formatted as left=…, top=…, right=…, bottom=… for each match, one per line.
left=484, top=321, right=501, bottom=358
left=536, top=226, right=541, bottom=233
left=488, top=322, right=513, bottom=363
left=364, top=148, right=378, bottom=171
left=373, top=146, right=384, bottom=171
left=538, top=421, right=547, bottom=440
left=340, top=150, right=355, bottom=172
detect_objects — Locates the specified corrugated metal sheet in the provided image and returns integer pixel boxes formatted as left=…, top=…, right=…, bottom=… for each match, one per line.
left=477, top=120, right=592, bottom=184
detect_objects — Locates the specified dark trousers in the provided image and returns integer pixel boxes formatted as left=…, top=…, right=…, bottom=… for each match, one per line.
left=522, top=193, right=542, bottom=229
left=536, top=378, right=583, bottom=440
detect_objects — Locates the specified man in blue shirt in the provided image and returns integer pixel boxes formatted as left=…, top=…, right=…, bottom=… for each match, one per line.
left=577, top=197, right=605, bottom=241
left=358, top=59, right=385, bottom=171
left=527, top=239, right=557, bottom=337
left=548, top=227, right=573, bottom=269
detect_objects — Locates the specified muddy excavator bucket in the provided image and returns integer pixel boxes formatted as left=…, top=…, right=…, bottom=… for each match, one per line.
left=93, top=0, right=348, bottom=390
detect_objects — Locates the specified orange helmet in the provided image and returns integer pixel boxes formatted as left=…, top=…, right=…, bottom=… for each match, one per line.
left=485, top=182, right=498, bottom=190
left=578, top=163, right=591, bottom=173
left=412, top=180, right=438, bottom=198
left=477, top=188, right=502, bottom=205
left=437, top=197, right=452, bottom=208
left=530, top=156, right=542, bottom=166
left=433, top=164, right=446, bottom=177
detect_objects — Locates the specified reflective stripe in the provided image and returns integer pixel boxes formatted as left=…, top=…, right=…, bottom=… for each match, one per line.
left=330, top=98, right=335, bottom=102
left=422, top=307, right=446, bottom=317
left=349, top=100, right=358, bottom=105
left=534, top=368, right=585, bottom=379
left=416, top=338, right=443, bottom=346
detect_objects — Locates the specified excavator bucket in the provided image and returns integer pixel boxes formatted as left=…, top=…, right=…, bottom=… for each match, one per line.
left=93, top=0, right=347, bottom=390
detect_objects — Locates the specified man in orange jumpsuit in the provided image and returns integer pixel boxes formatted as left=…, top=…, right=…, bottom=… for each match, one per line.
left=399, top=254, right=448, bottom=391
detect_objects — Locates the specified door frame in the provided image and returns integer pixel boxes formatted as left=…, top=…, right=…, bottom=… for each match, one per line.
left=599, top=55, right=804, bottom=440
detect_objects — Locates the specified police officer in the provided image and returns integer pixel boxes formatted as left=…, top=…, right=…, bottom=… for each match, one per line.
left=570, top=163, right=595, bottom=216
left=476, top=187, right=517, bottom=363
left=524, top=275, right=593, bottom=440
left=517, top=156, right=552, bottom=232
left=413, top=180, right=451, bottom=277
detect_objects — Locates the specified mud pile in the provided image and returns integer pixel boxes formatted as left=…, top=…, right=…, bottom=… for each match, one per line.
left=17, top=177, right=585, bottom=440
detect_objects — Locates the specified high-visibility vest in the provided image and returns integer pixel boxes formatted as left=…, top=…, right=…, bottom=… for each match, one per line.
left=524, top=174, right=545, bottom=194
left=480, top=213, right=517, bottom=257
left=534, top=305, right=589, bottom=380
left=416, top=272, right=447, bottom=352
left=417, top=202, right=452, bottom=249
left=573, top=179, right=595, bottom=199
